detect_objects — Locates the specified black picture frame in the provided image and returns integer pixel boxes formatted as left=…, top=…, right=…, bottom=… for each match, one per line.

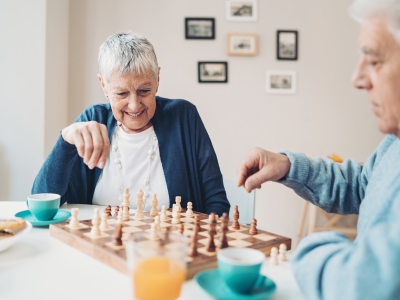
left=198, top=61, right=228, bottom=83
left=277, top=30, right=298, bottom=60
left=185, top=18, right=215, bottom=40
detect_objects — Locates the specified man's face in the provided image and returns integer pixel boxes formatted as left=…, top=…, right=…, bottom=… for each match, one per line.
left=352, top=17, right=400, bottom=137
left=99, top=70, right=159, bottom=134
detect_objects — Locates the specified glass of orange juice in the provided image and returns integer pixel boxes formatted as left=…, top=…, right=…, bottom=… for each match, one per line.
left=126, top=231, right=188, bottom=300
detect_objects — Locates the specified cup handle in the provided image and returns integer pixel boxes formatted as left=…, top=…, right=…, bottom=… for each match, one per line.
left=26, top=200, right=29, bottom=208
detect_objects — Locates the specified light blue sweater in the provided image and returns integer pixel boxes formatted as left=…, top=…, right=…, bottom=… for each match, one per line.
left=280, top=135, right=400, bottom=300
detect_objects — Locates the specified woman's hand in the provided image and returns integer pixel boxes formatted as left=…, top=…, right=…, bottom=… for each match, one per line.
left=237, top=147, right=291, bottom=192
left=61, top=121, right=110, bottom=169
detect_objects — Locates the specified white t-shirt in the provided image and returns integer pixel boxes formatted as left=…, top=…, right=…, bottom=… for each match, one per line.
left=92, top=125, right=169, bottom=211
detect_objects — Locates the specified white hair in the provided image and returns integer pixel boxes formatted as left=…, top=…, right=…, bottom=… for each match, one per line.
left=349, top=0, right=400, bottom=43
left=98, top=31, right=158, bottom=82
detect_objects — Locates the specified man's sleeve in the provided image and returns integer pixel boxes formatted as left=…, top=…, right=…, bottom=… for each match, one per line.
left=292, top=219, right=400, bottom=300
left=278, top=151, right=372, bottom=214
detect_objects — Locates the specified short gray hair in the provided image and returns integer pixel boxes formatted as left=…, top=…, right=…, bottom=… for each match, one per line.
left=349, top=0, right=400, bottom=43
left=98, top=31, right=158, bottom=82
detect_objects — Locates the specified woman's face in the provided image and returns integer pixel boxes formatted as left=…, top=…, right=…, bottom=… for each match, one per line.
left=99, top=70, right=159, bottom=134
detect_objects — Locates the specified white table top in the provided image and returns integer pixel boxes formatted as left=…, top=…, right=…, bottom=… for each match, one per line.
left=0, top=202, right=304, bottom=300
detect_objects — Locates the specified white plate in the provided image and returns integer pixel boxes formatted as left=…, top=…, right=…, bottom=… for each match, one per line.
left=0, top=220, right=32, bottom=253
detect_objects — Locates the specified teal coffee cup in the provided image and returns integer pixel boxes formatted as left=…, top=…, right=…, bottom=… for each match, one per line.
left=26, top=193, right=60, bottom=221
left=217, top=248, right=266, bottom=294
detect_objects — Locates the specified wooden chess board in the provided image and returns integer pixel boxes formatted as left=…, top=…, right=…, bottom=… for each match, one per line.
left=49, top=209, right=291, bottom=279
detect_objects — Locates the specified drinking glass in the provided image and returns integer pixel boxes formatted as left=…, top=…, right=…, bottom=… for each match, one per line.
left=126, top=231, right=188, bottom=300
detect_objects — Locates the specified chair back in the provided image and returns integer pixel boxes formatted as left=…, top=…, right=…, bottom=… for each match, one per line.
left=223, top=178, right=255, bottom=225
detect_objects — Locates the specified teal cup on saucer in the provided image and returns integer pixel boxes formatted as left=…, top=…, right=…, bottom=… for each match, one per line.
left=26, top=193, right=60, bottom=221
left=217, top=248, right=266, bottom=294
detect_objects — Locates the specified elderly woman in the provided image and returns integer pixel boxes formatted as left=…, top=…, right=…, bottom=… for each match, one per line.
left=32, top=32, right=229, bottom=216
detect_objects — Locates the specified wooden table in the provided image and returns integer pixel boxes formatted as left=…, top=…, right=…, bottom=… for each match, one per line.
left=0, top=202, right=304, bottom=300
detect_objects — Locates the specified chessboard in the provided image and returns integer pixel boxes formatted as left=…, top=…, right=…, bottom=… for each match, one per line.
left=49, top=208, right=291, bottom=280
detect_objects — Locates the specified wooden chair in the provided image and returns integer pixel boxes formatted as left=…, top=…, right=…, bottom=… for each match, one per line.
left=295, top=202, right=357, bottom=248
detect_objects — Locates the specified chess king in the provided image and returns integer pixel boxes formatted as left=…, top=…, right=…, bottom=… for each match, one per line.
left=237, top=0, right=400, bottom=299
left=32, top=31, right=230, bottom=216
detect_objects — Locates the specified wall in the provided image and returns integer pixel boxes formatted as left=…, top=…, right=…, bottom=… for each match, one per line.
left=0, top=0, right=46, bottom=202
left=0, top=0, right=69, bottom=202
left=67, top=0, right=383, bottom=240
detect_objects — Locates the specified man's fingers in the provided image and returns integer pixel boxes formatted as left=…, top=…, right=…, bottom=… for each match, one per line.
left=244, top=168, right=270, bottom=193
left=81, top=128, right=94, bottom=165
left=87, top=126, right=104, bottom=169
left=237, top=163, right=250, bottom=187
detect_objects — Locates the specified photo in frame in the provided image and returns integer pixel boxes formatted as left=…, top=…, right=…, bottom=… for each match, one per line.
left=198, top=62, right=228, bottom=83
left=225, top=0, right=258, bottom=22
left=227, top=33, right=258, bottom=56
left=277, top=30, right=298, bottom=60
left=185, top=18, right=215, bottom=40
left=266, top=71, right=297, bottom=94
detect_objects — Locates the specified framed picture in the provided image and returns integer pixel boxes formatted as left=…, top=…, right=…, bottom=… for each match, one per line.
left=277, top=30, right=298, bottom=60
left=266, top=71, right=297, bottom=94
left=198, top=62, right=228, bottom=83
left=227, top=33, right=258, bottom=56
left=185, top=18, right=215, bottom=40
left=226, top=0, right=258, bottom=22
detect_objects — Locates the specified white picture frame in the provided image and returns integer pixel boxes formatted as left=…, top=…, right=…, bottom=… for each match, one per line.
left=227, top=33, right=258, bottom=56
left=226, top=0, right=258, bottom=22
left=266, top=71, right=297, bottom=95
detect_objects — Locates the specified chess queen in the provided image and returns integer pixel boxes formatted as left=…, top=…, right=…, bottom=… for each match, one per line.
left=32, top=32, right=230, bottom=216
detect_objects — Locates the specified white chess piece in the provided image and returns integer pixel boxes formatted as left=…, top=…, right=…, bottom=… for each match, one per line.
left=160, top=205, right=168, bottom=221
left=69, top=208, right=80, bottom=229
left=100, top=211, right=109, bottom=231
left=149, top=223, right=159, bottom=240
left=122, top=188, right=130, bottom=221
left=154, top=215, right=161, bottom=232
left=171, top=204, right=180, bottom=224
left=90, top=208, right=101, bottom=238
left=278, top=243, right=287, bottom=262
left=135, top=189, right=145, bottom=219
left=270, top=247, right=279, bottom=265
left=150, top=194, right=158, bottom=217
left=186, top=202, right=194, bottom=218
left=175, top=196, right=182, bottom=212
left=117, top=210, right=124, bottom=225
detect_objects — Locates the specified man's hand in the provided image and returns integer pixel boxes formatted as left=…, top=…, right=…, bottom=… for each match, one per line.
left=237, top=147, right=291, bottom=192
left=61, top=121, right=110, bottom=169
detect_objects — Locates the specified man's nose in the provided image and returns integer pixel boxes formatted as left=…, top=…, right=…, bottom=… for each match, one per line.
left=351, top=59, right=371, bottom=89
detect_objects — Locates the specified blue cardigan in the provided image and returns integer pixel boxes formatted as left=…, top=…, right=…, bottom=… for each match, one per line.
left=32, top=97, right=230, bottom=216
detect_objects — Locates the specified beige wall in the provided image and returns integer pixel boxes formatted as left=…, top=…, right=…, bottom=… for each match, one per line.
left=67, top=0, right=383, bottom=240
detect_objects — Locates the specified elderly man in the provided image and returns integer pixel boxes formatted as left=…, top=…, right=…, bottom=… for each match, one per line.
left=33, top=32, right=229, bottom=216
left=238, top=0, right=400, bottom=299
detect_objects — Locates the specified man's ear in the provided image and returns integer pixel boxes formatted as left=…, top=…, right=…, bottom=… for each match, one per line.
left=98, top=74, right=107, bottom=97
left=157, top=67, right=161, bottom=91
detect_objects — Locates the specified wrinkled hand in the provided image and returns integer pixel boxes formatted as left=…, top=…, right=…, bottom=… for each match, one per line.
left=61, top=121, right=110, bottom=169
left=237, top=147, right=291, bottom=192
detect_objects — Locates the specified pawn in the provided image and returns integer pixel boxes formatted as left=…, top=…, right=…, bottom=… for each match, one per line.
left=171, top=204, right=180, bottom=224
left=150, top=194, right=158, bottom=217
left=175, top=196, right=182, bottom=212
left=160, top=205, right=168, bottom=221
left=90, top=208, right=101, bottom=238
left=188, top=231, right=198, bottom=257
left=104, top=205, right=112, bottom=216
left=154, top=215, right=161, bottom=232
left=270, top=247, right=279, bottom=265
left=100, top=211, right=109, bottom=231
left=249, top=218, right=258, bottom=235
left=278, top=244, right=287, bottom=262
left=186, top=202, right=194, bottom=218
left=114, top=206, right=120, bottom=217
left=117, top=210, right=124, bottom=225
left=149, top=223, right=159, bottom=240
left=162, top=227, right=170, bottom=243
left=232, top=205, right=240, bottom=230
left=194, top=215, right=201, bottom=232
left=69, top=208, right=80, bottom=229
left=113, top=224, right=123, bottom=246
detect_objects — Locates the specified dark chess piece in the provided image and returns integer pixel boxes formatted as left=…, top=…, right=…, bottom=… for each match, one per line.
left=105, top=205, right=112, bottom=217
left=249, top=218, right=258, bottom=235
left=188, top=231, right=198, bottom=257
left=194, top=215, right=201, bottom=232
left=114, top=206, right=120, bottom=217
left=232, top=205, right=240, bottom=230
left=113, top=224, right=123, bottom=246
left=206, top=213, right=217, bottom=252
left=179, top=223, right=184, bottom=234
left=218, top=213, right=229, bottom=249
